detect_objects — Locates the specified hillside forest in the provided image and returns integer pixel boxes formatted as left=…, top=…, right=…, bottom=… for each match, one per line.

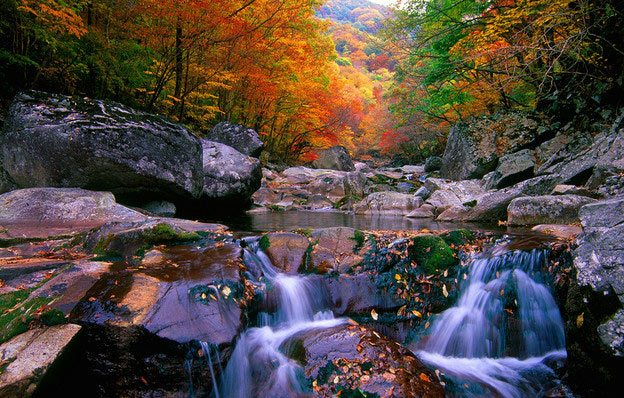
left=1, top=0, right=622, bottom=164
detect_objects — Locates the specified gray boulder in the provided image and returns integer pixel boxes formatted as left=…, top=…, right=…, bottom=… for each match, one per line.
left=1, top=90, right=204, bottom=204
left=140, top=200, right=176, bottom=217
left=207, top=121, right=264, bottom=157
left=201, top=140, right=262, bottom=205
left=441, top=112, right=539, bottom=180
left=493, top=149, right=536, bottom=188
left=354, top=192, right=423, bottom=215
left=507, top=194, right=596, bottom=226
left=312, top=145, right=354, bottom=171
left=424, top=156, right=443, bottom=172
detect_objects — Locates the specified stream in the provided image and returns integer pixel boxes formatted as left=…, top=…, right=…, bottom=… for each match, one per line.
left=206, top=227, right=567, bottom=398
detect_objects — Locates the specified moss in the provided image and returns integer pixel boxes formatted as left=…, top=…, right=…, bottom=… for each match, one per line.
left=189, top=280, right=244, bottom=304
left=301, top=241, right=318, bottom=274
left=463, top=199, right=477, bottom=208
left=292, top=228, right=313, bottom=237
left=0, top=294, right=54, bottom=344
left=441, top=229, right=475, bottom=247
left=143, top=223, right=201, bottom=244
left=0, top=234, right=75, bottom=248
left=316, top=361, right=339, bottom=385
left=267, top=204, right=285, bottom=212
left=41, top=309, right=66, bottom=326
left=92, top=234, right=116, bottom=256
left=259, top=234, right=271, bottom=251
left=282, top=338, right=308, bottom=366
left=350, top=230, right=366, bottom=253
left=409, top=235, right=458, bottom=274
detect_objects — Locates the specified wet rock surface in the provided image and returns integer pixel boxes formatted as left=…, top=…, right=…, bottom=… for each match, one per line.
left=207, top=121, right=264, bottom=158
left=1, top=90, right=204, bottom=204
left=282, top=324, right=445, bottom=398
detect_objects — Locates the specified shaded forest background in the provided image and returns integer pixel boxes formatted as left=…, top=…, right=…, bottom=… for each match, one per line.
left=1, top=0, right=622, bottom=164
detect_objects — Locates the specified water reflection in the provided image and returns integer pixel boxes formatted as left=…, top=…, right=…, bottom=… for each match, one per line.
left=209, top=210, right=507, bottom=233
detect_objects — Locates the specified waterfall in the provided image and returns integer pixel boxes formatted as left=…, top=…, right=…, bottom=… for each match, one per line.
left=416, top=249, right=567, bottom=397
left=213, top=238, right=344, bottom=398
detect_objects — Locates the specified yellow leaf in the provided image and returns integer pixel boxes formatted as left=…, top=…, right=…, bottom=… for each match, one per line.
left=412, top=310, right=422, bottom=317
left=222, top=286, right=231, bottom=298
left=576, top=312, right=584, bottom=328
left=333, top=375, right=339, bottom=384
left=394, top=273, right=401, bottom=281
left=371, top=309, right=378, bottom=320
left=201, top=293, right=207, bottom=299
left=442, top=284, right=449, bottom=297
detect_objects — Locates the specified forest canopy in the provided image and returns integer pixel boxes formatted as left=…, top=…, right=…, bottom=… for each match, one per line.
left=1, top=0, right=622, bottom=163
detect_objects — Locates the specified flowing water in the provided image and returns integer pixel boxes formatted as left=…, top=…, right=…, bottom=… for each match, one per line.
left=214, top=238, right=344, bottom=398
left=415, top=249, right=567, bottom=398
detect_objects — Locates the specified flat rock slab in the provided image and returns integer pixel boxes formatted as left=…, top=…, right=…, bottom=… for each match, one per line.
left=0, top=324, right=81, bottom=397
left=507, top=194, right=597, bottom=226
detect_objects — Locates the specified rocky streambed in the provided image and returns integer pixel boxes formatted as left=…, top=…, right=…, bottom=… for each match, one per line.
left=0, top=185, right=622, bottom=397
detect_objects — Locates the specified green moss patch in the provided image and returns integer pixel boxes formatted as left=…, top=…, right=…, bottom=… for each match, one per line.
left=333, top=195, right=362, bottom=209
left=441, top=229, right=475, bottom=247
left=0, top=292, right=65, bottom=344
left=350, top=230, right=366, bottom=253
left=143, top=223, right=201, bottom=244
left=259, top=234, right=271, bottom=251
left=409, top=235, right=458, bottom=274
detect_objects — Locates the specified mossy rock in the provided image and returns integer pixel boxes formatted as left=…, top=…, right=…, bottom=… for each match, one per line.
left=440, top=229, right=475, bottom=247
left=408, top=235, right=458, bottom=274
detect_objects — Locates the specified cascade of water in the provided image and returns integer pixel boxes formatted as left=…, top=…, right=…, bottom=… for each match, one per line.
left=416, top=248, right=567, bottom=397
left=213, top=238, right=344, bottom=398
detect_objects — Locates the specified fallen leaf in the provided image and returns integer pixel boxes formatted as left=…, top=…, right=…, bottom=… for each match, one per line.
left=576, top=312, right=584, bottom=328
left=371, top=309, right=378, bottom=320
left=419, top=373, right=431, bottom=383
left=442, top=284, right=449, bottom=297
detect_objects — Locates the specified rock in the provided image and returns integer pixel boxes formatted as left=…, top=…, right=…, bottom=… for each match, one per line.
left=551, top=184, right=594, bottom=197
left=507, top=195, right=597, bottom=226
left=323, top=273, right=401, bottom=315
left=344, top=172, right=368, bottom=198
left=262, top=232, right=311, bottom=273
left=426, top=190, right=462, bottom=213
left=354, top=192, right=423, bottom=215
left=561, top=196, right=624, bottom=395
left=531, top=224, right=583, bottom=239
left=201, top=140, right=262, bottom=206
left=140, top=200, right=176, bottom=217
left=535, top=130, right=576, bottom=165
left=424, top=179, right=485, bottom=214
left=252, top=187, right=281, bottom=206
left=406, top=207, right=435, bottom=218
left=461, top=175, right=562, bottom=222
left=0, top=324, right=81, bottom=397
left=354, top=162, right=370, bottom=172
left=397, top=181, right=414, bottom=192
left=538, top=125, right=624, bottom=186
left=441, top=112, right=539, bottom=180
left=400, top=165, right=425, bottom=174
left=598, top=174, right=624, bottom=197
left=207, top=121, right=264, bottom=157
left=536, top=130, right=593, bottom=175
left=73, top=240, right=245, bottom=344
left=0, top=188, right=148, bottom=238
left=282, top=166, right=338, bottom=183
left=312, top=146, right=355, bottom=171
left=309, top=174, right=346, bottom=200
left=415, top=186, right=431, bottom=200
left=82, top=219, right=211, bottom=257
left=0, top=167, right=17, bottom=195
left=482, top=170, right=502, bottom=190
left=437, top=205, right=470, bottom=221
left=493, top=149, right=536, bottom=188
left=281, top=324, right=444, bottom=398
left=306, top=195, right=334, bottom=208
left=424, top=156, right=443, bottom=172
left=1, top=90, right=203, bottom=203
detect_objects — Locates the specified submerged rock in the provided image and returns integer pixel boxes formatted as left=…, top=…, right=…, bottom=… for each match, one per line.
left=1, top=90, right=204, bottom=204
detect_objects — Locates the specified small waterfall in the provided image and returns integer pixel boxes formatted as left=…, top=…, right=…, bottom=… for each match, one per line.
left=214, top=238, right=344, bottom=398
left=416, top=249, right=567, bottom=397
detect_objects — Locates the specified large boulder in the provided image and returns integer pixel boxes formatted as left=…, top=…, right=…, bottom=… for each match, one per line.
left=207, top=121, right=264, bottom=157
left=281, top=324, right=445, bottom=398
left=312, top=146, right=355, bottom=171
left=354, top=192, right=423, bottom=215
left=0, top=324, right=82, bottom=397
left=507, top=194, right=597, bottom=226
left=261, top=232, right=312, bottom=273
left=0, top=188, right=147, bottom=238
left=538, top=121, right=624, bottom=186
left=424, top=156, right=443, bottom=172
left=1, top=90, right=204, bottom=204
left=441, top=112, right=540, bottom=180
left=562, top=197, right=624, bottom=396
left=201, top=140, right=262, bottom=206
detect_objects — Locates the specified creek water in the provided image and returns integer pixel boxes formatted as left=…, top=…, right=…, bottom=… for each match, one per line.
left=202, top=217, right=566, bottom=398
left=213, top=238, right=345, bottom=398
left=415, top=249, right=567, bottom=397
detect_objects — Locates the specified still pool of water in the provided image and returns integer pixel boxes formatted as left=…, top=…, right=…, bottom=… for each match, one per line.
left=207, top=209, right=512, bottom=233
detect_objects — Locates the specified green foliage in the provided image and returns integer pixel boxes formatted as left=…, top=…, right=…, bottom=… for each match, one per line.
left=441, top=229, right=475, bottom=247
left=350, top=230, right=366, bottom=253
left=143, top=223, right=201, bottom=244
